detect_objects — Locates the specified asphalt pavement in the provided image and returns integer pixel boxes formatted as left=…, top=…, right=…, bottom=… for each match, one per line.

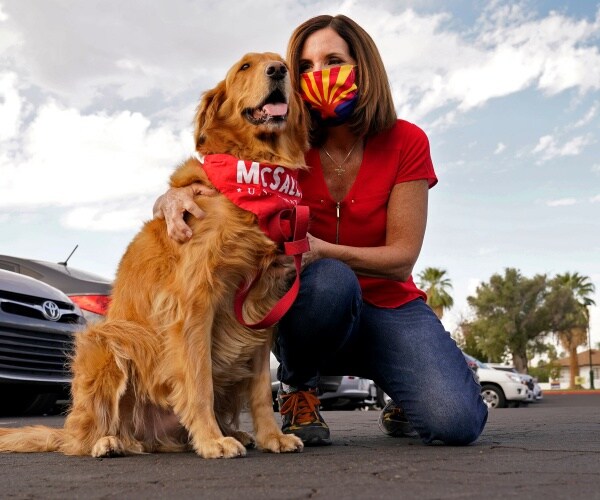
left=0, top=393, right=598, bottom=500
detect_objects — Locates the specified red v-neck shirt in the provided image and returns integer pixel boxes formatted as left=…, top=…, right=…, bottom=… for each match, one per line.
left=299, top=119, right=438, bottom=308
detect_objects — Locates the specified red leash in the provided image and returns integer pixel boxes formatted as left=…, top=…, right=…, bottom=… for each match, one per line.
left=234, top=205, right=310, bottom=329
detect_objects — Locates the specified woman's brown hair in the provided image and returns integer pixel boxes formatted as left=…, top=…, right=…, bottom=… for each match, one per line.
left=286, top=14, right=397, bottom=146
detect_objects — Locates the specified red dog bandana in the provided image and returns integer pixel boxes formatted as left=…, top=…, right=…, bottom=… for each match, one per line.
left=198, top=153, right=303, bottom=244
left=196, top=153, right=309, bottom=330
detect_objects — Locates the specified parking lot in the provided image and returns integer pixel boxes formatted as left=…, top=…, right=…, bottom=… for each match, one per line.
left=0, top=393, right=598, bottom=499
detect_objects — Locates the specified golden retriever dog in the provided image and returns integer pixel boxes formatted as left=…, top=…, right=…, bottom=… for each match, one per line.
left=0, top=52, right=308, bottom=458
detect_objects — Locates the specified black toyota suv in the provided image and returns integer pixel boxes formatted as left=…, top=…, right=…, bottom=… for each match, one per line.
left=0, top=269, right=86, bottom=415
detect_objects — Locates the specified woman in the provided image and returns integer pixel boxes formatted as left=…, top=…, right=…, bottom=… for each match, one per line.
left=154, top=14, right=488, bottom=446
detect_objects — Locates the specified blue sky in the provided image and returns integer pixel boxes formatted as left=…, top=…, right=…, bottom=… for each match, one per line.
left=1, top=0, right=599, bottom=353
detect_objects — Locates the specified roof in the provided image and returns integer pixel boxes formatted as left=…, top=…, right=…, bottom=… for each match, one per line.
left=557, top=349, right=600, bottom=367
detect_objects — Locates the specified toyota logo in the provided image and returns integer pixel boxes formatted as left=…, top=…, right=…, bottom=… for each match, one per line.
left=42, top=301, right=61, bottom=321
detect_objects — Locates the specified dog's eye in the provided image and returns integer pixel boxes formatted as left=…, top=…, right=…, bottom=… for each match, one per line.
left=240, top=63, right=250, bottom=71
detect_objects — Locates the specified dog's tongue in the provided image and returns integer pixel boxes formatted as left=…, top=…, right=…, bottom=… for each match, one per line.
left=262, top=103, right=288, bottom=116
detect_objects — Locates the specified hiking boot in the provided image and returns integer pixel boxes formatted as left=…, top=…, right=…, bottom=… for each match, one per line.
left=278, top=388, right=332, bottom=446
left=378, top=400, right=419, bottom=438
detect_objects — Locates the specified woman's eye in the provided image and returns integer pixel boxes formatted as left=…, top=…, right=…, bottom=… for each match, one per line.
left=240, top=63, right=250, bottom=71
left=299, top=64, right=311, bottom=73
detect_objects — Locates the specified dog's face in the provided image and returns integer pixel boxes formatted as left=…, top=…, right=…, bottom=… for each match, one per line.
left=193, top=52, right=308, bottom=165
left=226, top=53, right=292, bottom=131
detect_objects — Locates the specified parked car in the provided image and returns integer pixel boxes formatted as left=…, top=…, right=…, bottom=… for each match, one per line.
left=319, top=375, right=375, bottom=410
left=270, top=353, right=374, bottom=410
left=463, top=353, right=529, bottom=408
left=0, top=269, right=86, bottom=415
left=487, top=363, right=543, bottom=401
left=0, top=254, right=112, bottom=323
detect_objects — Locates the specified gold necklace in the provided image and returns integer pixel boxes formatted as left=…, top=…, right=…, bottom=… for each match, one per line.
left=322, top=140, right=360, bottom=177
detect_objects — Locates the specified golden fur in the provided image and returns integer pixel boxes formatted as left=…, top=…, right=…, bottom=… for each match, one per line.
left=0, top=52, right=308, bottom=458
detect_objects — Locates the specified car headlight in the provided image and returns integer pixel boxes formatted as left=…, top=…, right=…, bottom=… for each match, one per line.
left=505, top=374, right=522, bottom=383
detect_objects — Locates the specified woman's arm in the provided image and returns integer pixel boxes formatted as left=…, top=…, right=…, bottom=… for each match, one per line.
left=304, top=180, right=429, bottom=281
left=153, top=183, right=216, bottom=242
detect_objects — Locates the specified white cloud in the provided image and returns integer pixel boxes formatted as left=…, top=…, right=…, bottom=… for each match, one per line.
left=0, top=3, right=19, bottom=53
left=380, top=3, right=600, bottom=122
left=532, top=134, right=594, bottom=163
left=478, top=4, right=600, bottom=94
left=467, top=278, right=481, bottom=296
left=572, top=102, right=598, bottom=128
left=0, top=72, right=22, bottom=141
left=560, top=135, right=594, bottom=156
left=1, top=1, right=598, bottom=122
left=0, top=101, right=193, bottom=208
left=0, top=1, right=599, bottom=223
left=478, top=247, right=497, bottom=256
left=546, top=198, right=577, bottom=207
left=532, top=135, right=554, bottom=154
left=61, top=203, right=149, bottom=232
left=0, top=0, right=309, bottom=107
left=590, top=194, right=600, bottom=204
left=493, top=142, right=506, bottom=154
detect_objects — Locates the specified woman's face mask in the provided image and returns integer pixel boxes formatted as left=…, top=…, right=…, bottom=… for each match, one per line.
left=299, top=64, right=358, bottom=126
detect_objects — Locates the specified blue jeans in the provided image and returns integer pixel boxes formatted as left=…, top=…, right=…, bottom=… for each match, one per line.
left=275, top=259, right=488, bottom=445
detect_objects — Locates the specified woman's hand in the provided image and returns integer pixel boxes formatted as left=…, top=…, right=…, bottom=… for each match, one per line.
left=301, top=233, right=325, bottom=269
left=268, top=233, right=324, bottom=279
left=153, top=182, right=216, bottom=243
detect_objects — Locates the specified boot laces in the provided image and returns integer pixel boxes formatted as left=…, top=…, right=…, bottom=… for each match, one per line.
left=280, top=390, right=320, bottom=425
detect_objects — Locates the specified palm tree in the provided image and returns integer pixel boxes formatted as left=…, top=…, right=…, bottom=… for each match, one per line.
left=417, top=267, right=454, bottom=319
left=551, top=273, right=596, bottom=388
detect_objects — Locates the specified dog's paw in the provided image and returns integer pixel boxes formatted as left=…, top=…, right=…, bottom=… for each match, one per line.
left=227, top=430, right=256, bottom=449
left=195, top=436, right=247, bottom=459
left=91, top=436, right=126, bottom=458
left=257, top=432, right=304, bottom=453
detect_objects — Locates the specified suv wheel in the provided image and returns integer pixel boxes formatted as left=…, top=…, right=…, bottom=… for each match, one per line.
left=480, top=384, right=506, bottom=409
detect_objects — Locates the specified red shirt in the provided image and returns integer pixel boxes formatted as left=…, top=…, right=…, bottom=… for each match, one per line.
left=299, top=120, right=438, bottom=308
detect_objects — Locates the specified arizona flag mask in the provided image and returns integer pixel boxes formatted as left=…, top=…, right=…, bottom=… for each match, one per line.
left=299, top=64, right=358, bottom=125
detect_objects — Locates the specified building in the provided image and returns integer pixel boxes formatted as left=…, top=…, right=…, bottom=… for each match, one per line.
left=556, top=349, right=600, bottom=389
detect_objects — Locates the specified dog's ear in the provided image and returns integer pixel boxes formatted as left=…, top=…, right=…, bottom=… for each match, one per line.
left=194, top=80, right=227, bottom=148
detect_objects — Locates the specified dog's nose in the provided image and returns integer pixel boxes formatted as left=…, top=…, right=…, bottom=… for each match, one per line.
left=265, top=62, right=287, bottom=80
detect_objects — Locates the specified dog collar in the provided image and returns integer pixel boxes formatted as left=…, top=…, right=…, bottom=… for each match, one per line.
left=198, top=153, right=303, bottom=244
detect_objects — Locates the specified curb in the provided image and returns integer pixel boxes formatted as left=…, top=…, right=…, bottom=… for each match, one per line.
left=543, top=390, right=600, bottom=395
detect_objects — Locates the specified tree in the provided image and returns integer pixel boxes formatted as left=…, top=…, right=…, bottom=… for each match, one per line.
left=455, top=319, right=487, bottom=361
left=464, top=268, right=549, bottom=372
left=417, top=267, right=454, bottom=319
left=529, top=345, right=561, bottom=383
left=547, top=273, right=596, bottom=389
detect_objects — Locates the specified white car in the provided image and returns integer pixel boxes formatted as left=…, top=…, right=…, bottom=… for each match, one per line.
left=463, top=354, right=529, bottom=408
left=487, top=364, right=543, bottom=402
